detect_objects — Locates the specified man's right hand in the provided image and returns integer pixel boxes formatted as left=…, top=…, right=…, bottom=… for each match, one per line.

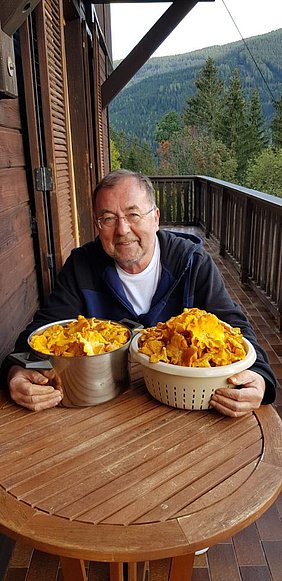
left=7, top=365, right=63, bottom=411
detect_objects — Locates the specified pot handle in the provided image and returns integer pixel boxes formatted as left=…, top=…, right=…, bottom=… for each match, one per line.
left=8, top=352, right=53, bottom=370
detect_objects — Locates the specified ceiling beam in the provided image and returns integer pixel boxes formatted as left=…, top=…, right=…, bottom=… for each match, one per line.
left=101, top=0, right=200, bottom=109
left=90, top=1, right=214, bottom=3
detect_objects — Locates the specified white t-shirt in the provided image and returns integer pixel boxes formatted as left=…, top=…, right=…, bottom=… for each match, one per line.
left=115, top=238, right=161, bottom=315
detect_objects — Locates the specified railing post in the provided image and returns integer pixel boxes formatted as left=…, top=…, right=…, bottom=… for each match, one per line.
left=240, top=197, right=252, bottom=284
left=158, top=181, right=165, bottom=220
left=176, top=181, right=182, bottom=224
left=278, top=259, right=282, bottom=332
left=183, top=182, right=190, bottom=225
left=205, top=182, right=211, bottom=238
left=194, top=177, right=200, bottom=225
left=219, top=187, right=227, bottom=256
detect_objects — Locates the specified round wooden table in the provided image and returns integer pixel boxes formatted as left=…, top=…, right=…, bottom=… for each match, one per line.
left=0, top=368, right=281, bottom=580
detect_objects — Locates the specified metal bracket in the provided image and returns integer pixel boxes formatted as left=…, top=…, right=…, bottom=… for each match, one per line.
left=35, top=167, right=53, bottom=191
left=47, top=253, right=54, bottom=269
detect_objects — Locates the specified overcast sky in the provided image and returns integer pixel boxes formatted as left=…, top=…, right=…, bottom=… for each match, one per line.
left=110, top=0, right=281, bottom=60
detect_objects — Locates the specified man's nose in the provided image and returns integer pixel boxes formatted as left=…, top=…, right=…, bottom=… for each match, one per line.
left=115, top=217, right=131, bottom=234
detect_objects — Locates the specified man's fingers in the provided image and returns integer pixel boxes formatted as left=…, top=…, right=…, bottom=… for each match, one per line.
left=209, top=398, right=251, bottom=417
left=22, top=383, right=59, bottom=396
left=213, top=386, right=247, bottom=401
left=16, top=395, right=62, bottom=412
left=41, top=369, right=63, bottom=391
left=11, top=388, right=62, bottom=411
left=210, top=383, right=263, bottom=417
left=227, top=371, right=253, bottom=387
left=10, top=377, right=57, bottom=396
left=7, top=365, right=63, bottom=411
left=211, top=390, right=254, bottom=410
left=9, top=367, right=50, bottom=385
left=227, top=370, right=266, bottom=390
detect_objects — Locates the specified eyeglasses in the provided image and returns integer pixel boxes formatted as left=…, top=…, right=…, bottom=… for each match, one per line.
left=97, top=206, right=156, bottom=229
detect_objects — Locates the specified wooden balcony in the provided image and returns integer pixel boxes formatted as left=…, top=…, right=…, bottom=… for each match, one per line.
left=152, top=175, right=282, bottom=332
left=1, top=178, right=281, bottom=581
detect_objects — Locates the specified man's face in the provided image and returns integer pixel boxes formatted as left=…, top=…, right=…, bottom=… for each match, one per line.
left=94, top=177, right=160, bottom=273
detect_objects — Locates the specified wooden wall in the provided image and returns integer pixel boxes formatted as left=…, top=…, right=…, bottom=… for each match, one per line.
left=0, top=1, right=112, bottom=368
left=0, top=99, right=39, bottom=364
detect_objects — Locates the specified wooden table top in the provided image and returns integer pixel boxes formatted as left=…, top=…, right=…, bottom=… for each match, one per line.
left=0, top=366, right=281, bottom=564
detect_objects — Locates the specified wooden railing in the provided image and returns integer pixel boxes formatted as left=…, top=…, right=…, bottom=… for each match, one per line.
left=150, top=175, right=282, bottom=331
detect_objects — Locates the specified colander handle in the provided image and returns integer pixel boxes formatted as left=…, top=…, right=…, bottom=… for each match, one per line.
left=8, top=352, right=53, bottom=370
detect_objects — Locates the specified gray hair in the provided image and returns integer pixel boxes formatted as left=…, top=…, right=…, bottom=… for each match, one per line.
left=92, top=169, right=156, bottom=210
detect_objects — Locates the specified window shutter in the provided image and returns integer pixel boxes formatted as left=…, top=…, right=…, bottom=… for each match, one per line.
left=36, top=0, right=77, bottom=271
left=93, top=24, right=105, bottom=180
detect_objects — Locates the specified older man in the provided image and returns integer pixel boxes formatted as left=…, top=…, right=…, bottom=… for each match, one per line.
left=4, top=169, right=276, bottom=413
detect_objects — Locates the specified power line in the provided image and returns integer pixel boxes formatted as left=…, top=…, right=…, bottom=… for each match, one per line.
left=221, top=0, right=278, bottom=106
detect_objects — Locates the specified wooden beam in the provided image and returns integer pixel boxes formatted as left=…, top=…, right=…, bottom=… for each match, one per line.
left=88, top=1, right=214, bottom=3
left=101, top=0, right=199, bottom=109
left=0, top=0, right=42, bottom=36
left=0, top=26, right=18, bottom=97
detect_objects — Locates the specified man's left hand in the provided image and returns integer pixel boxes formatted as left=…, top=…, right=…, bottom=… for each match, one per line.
left=209, top=370, right=266, bottom=417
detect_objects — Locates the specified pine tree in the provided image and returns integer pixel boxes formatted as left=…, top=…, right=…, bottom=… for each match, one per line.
left=110, top=128, right=157, bottom=174
left=247, top=88, right=268, bottom=159
left=155, top=110, right=181, bottom=143
left=110, top=139, right=121, bottom=170
left=110, top=128, right=130, bottom=167
left=126, top=138, right=157, bottom=174
left=221, top=68, right=249, bottom=180
left=271, top=89, right=282, bottom=148
left=183, top=57, right=224, bottom=140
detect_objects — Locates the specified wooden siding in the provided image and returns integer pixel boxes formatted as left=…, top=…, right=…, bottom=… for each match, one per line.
left=0, top=100, right=39, bottom=364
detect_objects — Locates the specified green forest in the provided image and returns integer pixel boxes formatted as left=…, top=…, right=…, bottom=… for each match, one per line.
left=110, top=29, right=282, bottom=145
left=109, top=29, right=282, bottom=197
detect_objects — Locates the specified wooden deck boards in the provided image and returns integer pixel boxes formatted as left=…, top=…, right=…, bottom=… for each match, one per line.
left=1, top=229, right=281, bottom=581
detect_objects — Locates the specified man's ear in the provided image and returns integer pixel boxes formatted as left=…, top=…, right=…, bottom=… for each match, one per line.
left=93, top=218, right=99, bottom=235
left=154, top=207, right=160, bottom=229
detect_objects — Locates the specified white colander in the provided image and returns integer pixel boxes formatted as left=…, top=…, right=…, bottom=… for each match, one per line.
left=130, top=334, right=257, bottom=410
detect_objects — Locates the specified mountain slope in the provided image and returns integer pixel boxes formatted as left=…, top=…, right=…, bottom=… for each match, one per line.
left=109, top=29, right=282, bottom=147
